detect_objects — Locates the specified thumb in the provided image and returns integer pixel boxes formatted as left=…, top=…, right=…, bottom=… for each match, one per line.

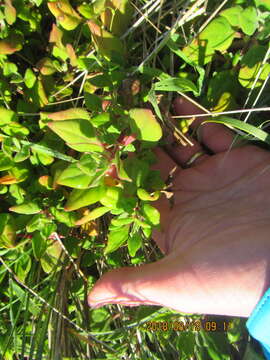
left=88, top=255, right=203, bottom=313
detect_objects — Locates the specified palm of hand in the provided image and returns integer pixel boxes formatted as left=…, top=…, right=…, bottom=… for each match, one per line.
left=88, top=99, right=270, bottom=317
left=152, top=145, right=270, bottom=316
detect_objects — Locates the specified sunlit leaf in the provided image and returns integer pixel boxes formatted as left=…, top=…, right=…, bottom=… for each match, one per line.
left=24, top=68, right=36, bottom=88
left=0, top=174, right=18, bottom=184
left=4, top=0, right=16, bottom=25
left=2, top=122, right=29, bottom=136
left=48, top=119, right=103, bottom=152
left=111, top=217, right=134, bottom=227
left=154, top=77, right=198, bottom=96
left=221, top=6, right=258, bottom=35
left=100, top=0, right=133, bottom=36
left=91, top=112, right=111, bottom=127
left=0, top=107, right=18, bottom=125
left=76, top=206, right=110, bottom=225
left=66, top=43, right=77, bottom=66
left=129, top=108, right=162, bottom=142
left=77, top=3, right=94, bottom=18
left=0, top=153, right=13, bottom=171
left=104, top=225, right=129, bottom=254
left=0, top=213, right=16, bottom=248
left=239, top=7, right=258, bottom=35
left=182, top=17, right=234, bottom=65
left=36, top=57, right=57, bottom=76
left=56, top=156, right=102, bottom=189
left=9, top=163, right=30, bottom=183
left=48, top=0, right=82, bottom=31
left=100, top=186, right=123, bottom=209
left=142, top=203, right=160, bottom=226
left=137, top=188, right=160, bottom=201
left=40, top=240, right=62, bottom=273
left=128, top=232, right=142, bottom=257
left=220, top=6, right=242, bottom=27
left=65, top=186, right=106, bottom=211
left=49, top=24, right=64, bottom=47
left=87, top=20, right=125, bottom=60
left=238, top=45, right=270, bottom=88
left=9, top=201, right=41, bottom=215
left=41, top=108, right=90, bottom=121
left=0, top=33, right=23, bottom=55
left=254, top=0, right=270, bottom=10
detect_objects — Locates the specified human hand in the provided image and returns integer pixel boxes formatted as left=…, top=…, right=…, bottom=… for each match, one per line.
left=88, top=97, right=270, bottom=317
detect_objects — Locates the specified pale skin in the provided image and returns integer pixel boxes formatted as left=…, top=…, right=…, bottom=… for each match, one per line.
left=88, top=97, right=270, bottom=317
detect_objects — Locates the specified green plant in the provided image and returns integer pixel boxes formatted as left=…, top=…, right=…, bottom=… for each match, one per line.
left=0, top=0, right=269, bottom=358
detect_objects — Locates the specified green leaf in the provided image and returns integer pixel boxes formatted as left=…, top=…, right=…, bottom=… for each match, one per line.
left=57, top=153, right=107, bottom=188
left=14, top=253, right=32, bottom=282
left=220, top=6, right=242, bottom=27
left=87, top=20, right=125, bottom=60
left=99, top=186, right=123, bottom=209
left=202, top=116, right=270, bottom=145
left=0, top=107, right=18, bottom=125
left=128, top=232, right=142, bottom=257
left=14, top=144, right=30, bottom=163
left=111, top=216, right=134, bottom=227
left=0, top=153, right=13, bottom=170
left=84, top=93, right=102, bottom=112
left=100, top=0, right=133, bottom=36
left=48, top=119, right=103, bottom=152
left=124, top=158, right=150, bottom=188
left=137, top=188, right=160, bottom=201
left=40, top=241, right=62, bottom=273
left=104, top=225, right=130, bottom=254
left=56, top=162, right=93, bottom=189
left=77, top=4, right=94, bottom=18
left=26, top=214, right=52, bottom=232
left=142, top=203, right=160, bottom=226
left=32, top=232, right=47, bottom=260
left=48, top=0, right=81, bottom=30
left=0, top=33, right=23, bottom=55
left=3, top=61, right=18, bottom=77
left=147, top=88, right=163, bottom=120
left=36, top=57, right=57, bottom=76
left=9, top=183, right=25, bottom=203
left=254, top=0, right=270, bottom=10
left=9, top=162, right=30, bottom=183
left=129, top=108, right=162, bottom=142
left=9, top=201, right=41, bottom=215
left=134, top=218, right=151, bottom=229
left=0, top=213, right=16, bottom=248
left=4, top=0, right=16, bottom=25
left=154, top=77, right=198, bottom=95
left=239, top=7, right=258, bottom=35
left=238, top=45, right=270, bottom=88
left=2, top=122, right=29, bottom=136
left=91, top=113, right=111, bottom=127
left=65, top=186, right=106, bottom=211
left=41, top=108, right=90, bottom=121
left=76, top=206, right=110, bottom=225
left=50, top=207, right=77, bottom=227
left=182, top=17, right=234, bottom=65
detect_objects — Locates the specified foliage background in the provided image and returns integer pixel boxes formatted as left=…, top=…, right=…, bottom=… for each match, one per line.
left=0, top=0, right=270, bottom=358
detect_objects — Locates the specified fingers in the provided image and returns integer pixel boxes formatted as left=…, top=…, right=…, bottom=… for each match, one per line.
left=173, top=97, right=236, bottom=153
left=161, top=132, right=209, bottom=168
left=88, top=255, right=203, bottom=314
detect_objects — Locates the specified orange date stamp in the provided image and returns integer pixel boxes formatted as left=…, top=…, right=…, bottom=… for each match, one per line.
left=142, top=319, right=233, bottom=332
